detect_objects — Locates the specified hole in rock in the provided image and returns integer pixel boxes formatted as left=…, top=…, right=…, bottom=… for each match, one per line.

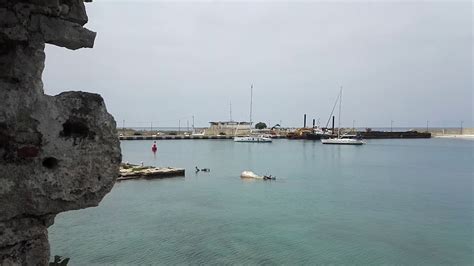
left=42, top=157, right=58, bottom=169
left=60, top=119, right=90, bottom=139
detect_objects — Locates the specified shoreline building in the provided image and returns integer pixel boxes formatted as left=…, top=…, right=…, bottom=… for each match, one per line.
left=207, top=121, right=252, bottom=136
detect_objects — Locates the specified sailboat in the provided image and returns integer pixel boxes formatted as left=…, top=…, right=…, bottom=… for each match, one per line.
left=321, top=87, right=365, bottom=145
left=191, top=116, right=205, bottom=136
left=234, top=85, right=272, bottom=143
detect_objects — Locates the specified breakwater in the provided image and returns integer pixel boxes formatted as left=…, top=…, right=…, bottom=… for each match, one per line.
left=119, top=135, right=287, bottom=140
left=118, top=130, right=437, bottom=141
left=359, top=131, right=431, bottom=139
left=288, top=130, right=431, bottom=140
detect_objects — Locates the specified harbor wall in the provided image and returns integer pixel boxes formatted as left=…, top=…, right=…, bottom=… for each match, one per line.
left=119, top=135, right=287, bottom=140
left=416, top=128, right=474, bottom=136
left=117, top=128, right=474, bottom=141
left=359, top=131, right=431, bottom=139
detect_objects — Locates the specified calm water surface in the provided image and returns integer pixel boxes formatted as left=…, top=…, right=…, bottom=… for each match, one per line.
left=49, top=139, right=473, bottom=265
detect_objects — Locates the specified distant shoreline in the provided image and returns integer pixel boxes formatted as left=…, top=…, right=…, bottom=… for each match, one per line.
left=433, top=134, right=474, bottom=140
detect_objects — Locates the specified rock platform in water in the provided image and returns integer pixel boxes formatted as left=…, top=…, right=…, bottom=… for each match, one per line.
left=118, top=163, right=185, bottom=181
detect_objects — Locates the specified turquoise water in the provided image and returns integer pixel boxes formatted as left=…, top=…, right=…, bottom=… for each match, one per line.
left=49, top=139, right=473, bottom=265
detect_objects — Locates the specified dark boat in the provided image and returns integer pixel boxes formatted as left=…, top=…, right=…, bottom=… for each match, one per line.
left=306, top=132, right=330, bottom=140
left=306, top=128, right=332, bottom=140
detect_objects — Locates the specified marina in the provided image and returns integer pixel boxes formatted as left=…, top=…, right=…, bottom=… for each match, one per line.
left=118, top=130, right=432, bottom=140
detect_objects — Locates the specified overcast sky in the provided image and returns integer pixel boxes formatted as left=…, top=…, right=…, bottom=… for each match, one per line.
left=43, top=1, right=472, bottom=128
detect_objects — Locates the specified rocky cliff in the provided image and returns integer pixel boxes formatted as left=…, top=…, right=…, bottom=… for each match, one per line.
left=0, top=1, right=121, bottom=264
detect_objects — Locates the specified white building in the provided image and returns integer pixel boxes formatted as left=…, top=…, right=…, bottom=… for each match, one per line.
left=207, top=121, right=251, bottom=136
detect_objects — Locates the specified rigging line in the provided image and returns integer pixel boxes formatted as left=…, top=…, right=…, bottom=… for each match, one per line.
left=325, top=90, right=341, bottom=129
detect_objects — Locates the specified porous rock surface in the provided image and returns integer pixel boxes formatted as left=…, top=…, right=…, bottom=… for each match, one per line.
left=0, top=1, right=121, bottom=265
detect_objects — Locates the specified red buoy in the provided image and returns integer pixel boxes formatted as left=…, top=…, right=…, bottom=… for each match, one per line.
left=151, top=141, right=157, bottom=153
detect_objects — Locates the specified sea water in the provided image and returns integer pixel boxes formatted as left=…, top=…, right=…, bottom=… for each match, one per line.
left=49, top=138, right=473, bottom=265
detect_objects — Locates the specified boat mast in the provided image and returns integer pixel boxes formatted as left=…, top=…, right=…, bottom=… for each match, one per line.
left=249, top=84, right=253, bottom=133
left=324, top=91, right=341, bottom=129
left=338, top=86, right=342, bottom=138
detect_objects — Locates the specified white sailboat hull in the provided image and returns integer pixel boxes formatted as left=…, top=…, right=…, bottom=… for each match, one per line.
left=234, top=136, right=272, bottom=143
left=321, top=138, right=365, bottom=145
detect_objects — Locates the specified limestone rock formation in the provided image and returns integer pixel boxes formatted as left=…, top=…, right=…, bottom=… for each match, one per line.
left=0, top=1, right=121, bottom=265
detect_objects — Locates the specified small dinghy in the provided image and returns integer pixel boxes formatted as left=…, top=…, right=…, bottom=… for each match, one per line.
left=195, top=166, right=210, bottom=172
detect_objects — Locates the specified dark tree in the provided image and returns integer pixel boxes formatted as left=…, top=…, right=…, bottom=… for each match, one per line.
left=255, top=122, right=267, bottom=129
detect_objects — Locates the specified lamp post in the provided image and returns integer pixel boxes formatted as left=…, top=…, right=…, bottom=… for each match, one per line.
left=461, top=120, right=464, bottom=135
left=426, top=120, right=429, bottom=133
left=390, top=120, right=394, bottom=132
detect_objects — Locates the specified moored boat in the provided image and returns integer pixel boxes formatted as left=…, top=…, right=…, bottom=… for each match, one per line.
left=234, top=84, right=272, bottom=143
left=306, top=128, right=331, bottom=140
left=234, top=135, right=272, bottom=142
left=321, top=138, right=365, bottom=145
left=321, top=87, right=366, bottom=145
left=191, top=131, right=205, bottom=136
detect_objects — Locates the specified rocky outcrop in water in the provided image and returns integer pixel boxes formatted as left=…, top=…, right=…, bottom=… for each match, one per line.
left=0, top=1, right=121, bottom=264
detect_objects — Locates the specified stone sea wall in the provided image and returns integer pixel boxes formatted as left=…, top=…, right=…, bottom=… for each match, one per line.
left=0, top=0, right=121, bottom=264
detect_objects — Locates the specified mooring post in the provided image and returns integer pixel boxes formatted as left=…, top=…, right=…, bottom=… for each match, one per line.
left=332, top=116, right=335, bottom=133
